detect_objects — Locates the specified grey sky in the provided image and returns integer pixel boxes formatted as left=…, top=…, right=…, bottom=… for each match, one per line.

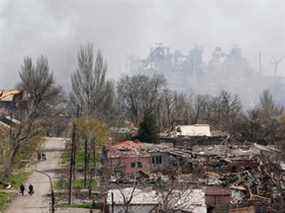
left=1, top=0, right=285, bottom=89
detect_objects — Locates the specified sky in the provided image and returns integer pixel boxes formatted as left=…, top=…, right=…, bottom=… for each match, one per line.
left=1, top=0, right=285, bottom=89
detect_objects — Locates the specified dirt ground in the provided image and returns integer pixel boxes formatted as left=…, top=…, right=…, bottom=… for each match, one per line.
left=4, top=137, right=92, bottom=213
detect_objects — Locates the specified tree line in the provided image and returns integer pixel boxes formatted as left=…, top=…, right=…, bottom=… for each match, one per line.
left=1, top=43, right=285, bottom=181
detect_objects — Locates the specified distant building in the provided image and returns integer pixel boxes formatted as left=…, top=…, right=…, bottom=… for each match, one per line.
left=175, top=124, right=212, bottom=137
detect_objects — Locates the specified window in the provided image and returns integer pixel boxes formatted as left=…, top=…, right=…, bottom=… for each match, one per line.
left=137, top=162, right=143, bottom=168
left=131, top=162, right=143, bottom=168
left=152, top=155, right=162, bottom=165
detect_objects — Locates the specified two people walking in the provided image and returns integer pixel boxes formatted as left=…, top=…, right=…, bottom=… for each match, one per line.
left=19, top=183, right=34, bottom=196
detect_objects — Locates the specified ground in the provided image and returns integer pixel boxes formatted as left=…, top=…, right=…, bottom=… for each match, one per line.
left=4, top=137, right=91, bottom=213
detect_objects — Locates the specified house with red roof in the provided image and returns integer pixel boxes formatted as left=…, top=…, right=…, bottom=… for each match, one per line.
left=108, top=140, right=152, bottom=178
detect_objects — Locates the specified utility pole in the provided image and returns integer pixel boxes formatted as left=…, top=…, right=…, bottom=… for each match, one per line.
left=84, top=138, right=88, bottom=188
left=68, top=106, right=80, bottom=204
left=271, top=56, right=285, bottom=76
left=258, top=52, right=262, bottom=73
left=68, top=122, right=76, bottom=204
left=111, top=192, right=114, bottom=213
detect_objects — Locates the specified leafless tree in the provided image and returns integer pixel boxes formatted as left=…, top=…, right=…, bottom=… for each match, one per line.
left=151, top=173, right=198, bottom=213
left=113, top=181, right=138, bottom=213
left=117, top=74, right=166, bottom=125
left=70, top=44, right=116, bottom=120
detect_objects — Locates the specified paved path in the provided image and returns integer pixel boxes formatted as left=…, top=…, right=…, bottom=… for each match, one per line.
left=5, top=137, right=66, bottom=213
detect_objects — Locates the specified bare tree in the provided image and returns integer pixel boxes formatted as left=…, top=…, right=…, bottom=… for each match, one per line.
left=70, top=44, right=116, bottom=120
left=117, top=74, right=166, bottom=125
left=114, top=182, right=138, bottom=213
left=3, top=56, right=61, bottom=178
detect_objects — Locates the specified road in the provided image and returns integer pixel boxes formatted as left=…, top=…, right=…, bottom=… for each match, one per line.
left=6, top=137, right=66, bottom=213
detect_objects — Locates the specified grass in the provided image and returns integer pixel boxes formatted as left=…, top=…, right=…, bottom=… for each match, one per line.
left=61, top=148, right=102, bottom=170
left=57, top=202, right=101, bottom=209
left=9, top=172, right=31, bottom=189
left=61, top=150, right=85, bottom=168
left=0, top=171, right=31, bottom=212
left=0, top=171, right=31, bottom=190
left=59, top=203, right=92, bottom=208
left=0, top=192, right=13, bottom=212
left=55, top=178, right=97, bottom=190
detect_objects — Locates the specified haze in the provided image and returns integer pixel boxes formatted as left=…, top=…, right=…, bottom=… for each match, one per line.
left=0, top=0, right=285, bottom=92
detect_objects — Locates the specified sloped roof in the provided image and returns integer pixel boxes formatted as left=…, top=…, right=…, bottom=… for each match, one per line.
left=0, top=90, right=22, bottom=102
left=107, top=188, right=207, bottom=213
left=111, top=140, right=144, bottom=151
left=107, top=187, right=159, bottom=205
left=108, top=140, right=148, bottom=158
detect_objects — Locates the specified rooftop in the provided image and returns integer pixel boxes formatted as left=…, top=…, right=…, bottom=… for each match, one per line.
left=0, top=90, right=22, bottom=102
left=176, top=124, right=211, bottom=137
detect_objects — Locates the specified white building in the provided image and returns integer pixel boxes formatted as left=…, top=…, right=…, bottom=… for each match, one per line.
left=107, top=187, right=207, bottom=213
left=175, top=124, right=211, bottom=137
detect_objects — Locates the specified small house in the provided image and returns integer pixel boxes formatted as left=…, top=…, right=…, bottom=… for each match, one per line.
left=108, top=140, right=152, bottom=178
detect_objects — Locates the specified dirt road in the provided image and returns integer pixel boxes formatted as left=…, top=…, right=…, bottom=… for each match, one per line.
left=5, top=137, right=66, bottom=213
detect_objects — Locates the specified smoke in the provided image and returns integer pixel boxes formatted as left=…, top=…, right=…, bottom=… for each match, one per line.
left=1, top=0, right=285, bottom=105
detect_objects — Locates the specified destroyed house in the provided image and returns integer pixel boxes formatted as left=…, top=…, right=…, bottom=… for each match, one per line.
left=143, top=143, right=174, bottom=172
left=160, top=124, right=228, bottom=149
left=175, top=124, right=212, bottom=137
left=160, top=135, right=227, bottom=149
left=206, top=186, right=231, bottom=212
left=0, top=90, right=23, bottom=115
left=108, top=140, right=152, bottom=177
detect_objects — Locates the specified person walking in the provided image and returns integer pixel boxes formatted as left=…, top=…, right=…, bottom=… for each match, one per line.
left=28, top=184, right=34, bottom=195
left=19, top=184, right=25, bottom=196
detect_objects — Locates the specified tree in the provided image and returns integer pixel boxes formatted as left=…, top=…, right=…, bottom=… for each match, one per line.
left=70, top=44, right=116, bottom=120
left=259, top=90, right=282, bottom=118
left=117, top=74, right=166, bottom=125
left=207, top=90, right=242, bottom=134
left=3, top=56, right=61, bottom=178
left=137, top=110, right=159, bottom=143
left=76, top=117, right=109, bottom=197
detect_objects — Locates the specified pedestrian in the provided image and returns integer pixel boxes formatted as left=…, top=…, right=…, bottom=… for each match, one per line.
left=19, top=184, right=25, bottom=196
left=28, top=184, right=34, bottom=195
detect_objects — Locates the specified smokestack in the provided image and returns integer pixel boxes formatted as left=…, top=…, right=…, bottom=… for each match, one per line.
left=259, top=51, right=262, bottom=74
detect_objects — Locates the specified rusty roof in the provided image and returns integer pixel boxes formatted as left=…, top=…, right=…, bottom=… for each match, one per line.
left=111, top=140, right=144, bottom=151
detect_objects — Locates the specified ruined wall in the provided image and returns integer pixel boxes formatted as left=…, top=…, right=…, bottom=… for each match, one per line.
left=160, top=136, right=226, bottom=149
